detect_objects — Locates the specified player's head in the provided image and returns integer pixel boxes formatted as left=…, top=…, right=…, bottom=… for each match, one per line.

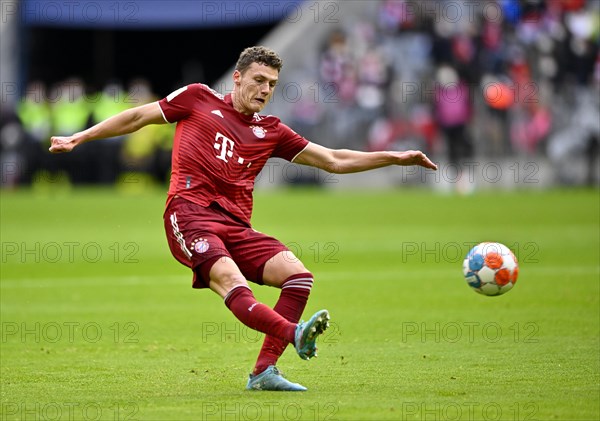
left=232, top=46, right=283, bottom=115
left=235, top=46, right=283, bottom=74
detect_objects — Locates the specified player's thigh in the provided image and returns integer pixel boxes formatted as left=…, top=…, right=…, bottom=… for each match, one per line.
left=262, top=250, right=309, bottom=288
left=228, top=229, right=308, bottom=287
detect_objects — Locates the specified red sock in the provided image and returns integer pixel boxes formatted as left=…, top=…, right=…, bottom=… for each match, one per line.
left=253, top=273, right=313, bottom=375
left=224, top=286, right=295, bottom=343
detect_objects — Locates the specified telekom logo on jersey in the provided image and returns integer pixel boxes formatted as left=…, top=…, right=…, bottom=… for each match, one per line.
left=213, top=132, right=247, bottom=166
left=214, top=132, right=235, bottom=163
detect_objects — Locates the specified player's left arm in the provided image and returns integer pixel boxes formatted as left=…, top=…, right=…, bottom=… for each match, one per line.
left=293, top=142, right=438, bottom=174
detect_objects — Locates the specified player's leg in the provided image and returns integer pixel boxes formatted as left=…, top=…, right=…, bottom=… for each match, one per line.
left=224, top=222, right=330, bottom=390
left=206, top=256, right=297, bottom=344
left=164, top=199, right=319, bottom=391
left=264, top=252, right=329, bottom=359
left=209, top=255, right=328, bottom=354
left=165, top=199, right=299, bottom=345
left=251, top=251, right=315, bottom=375
left=231, top=235, right=330, bottom=362
left=209, top=255, right=325, bottom=392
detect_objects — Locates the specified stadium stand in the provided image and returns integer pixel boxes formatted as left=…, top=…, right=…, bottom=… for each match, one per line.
left=1, top=0, right=599, bottom=189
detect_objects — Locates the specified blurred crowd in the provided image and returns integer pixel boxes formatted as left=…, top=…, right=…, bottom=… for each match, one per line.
left=1, top=0, right=599, bottom=189
left=1, top=77, right=174, bottom=188
left=285, top=0, right=599, bottom=186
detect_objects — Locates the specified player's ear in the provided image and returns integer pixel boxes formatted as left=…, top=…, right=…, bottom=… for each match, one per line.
left=233, top=70, right=241, bottom=85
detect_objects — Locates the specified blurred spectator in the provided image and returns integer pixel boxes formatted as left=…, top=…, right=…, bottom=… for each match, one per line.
left=355, top=48, right=391, bottom=114
left=286, top=72, right=325, bottom=145
left=15, top=80, right=52, bottom=184
left=564, top=9, right=598, bottom=86
left=432, top=64, right=474, bottom=193
left=477, top=11, right=505, bottom=75
left=433, top=64, right=473, bottom=165
left=84, top=81, right=130, bottom=184
left=0, top=112, right=28, bottom=188
left=451, top=26, right=479, bottom=83
left=120, top=78, right=173, bottom=185
left=377, top=0, right=417, bottom=34
left=47, top=77, right=93, bottom=184
left=480, top=73, right=515, bottom=157
left=319, top=28, right=356, bottom=105
left=50, top=77, right=91, bottom=137
left=547, top=88, right=599, bottom=185
left=91, top=81, right=130, bottom=123
left=511, top=101, right=552, bottom=155
left=367, top=104, right=434, bottom=156
left=16, top=80, right=52, bottom=144
left=317, top=28, right=361, bottom=148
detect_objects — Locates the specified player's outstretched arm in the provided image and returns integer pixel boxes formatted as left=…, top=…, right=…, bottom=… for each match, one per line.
left=294, top=142, right=438, bottom=174
left=49, top=102, right=166, bottom=153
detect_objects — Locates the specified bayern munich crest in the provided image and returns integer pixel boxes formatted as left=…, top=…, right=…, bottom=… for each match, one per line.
left=191, top=238, right=210, bottom=253
left=251, top=126, right=266, bottom=138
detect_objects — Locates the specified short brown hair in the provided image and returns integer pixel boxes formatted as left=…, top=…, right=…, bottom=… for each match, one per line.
left=235, top=46, right=283, bottom=74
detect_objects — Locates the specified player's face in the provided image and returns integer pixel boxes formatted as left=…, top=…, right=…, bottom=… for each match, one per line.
left=233, top=63, right=279, bottom=114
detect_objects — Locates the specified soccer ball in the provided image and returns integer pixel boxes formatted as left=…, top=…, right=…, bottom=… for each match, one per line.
left=463, top=242, right=519, bottom=296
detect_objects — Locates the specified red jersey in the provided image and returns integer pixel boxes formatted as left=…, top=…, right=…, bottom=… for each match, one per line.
left=158, top=83, right=309, bottom=225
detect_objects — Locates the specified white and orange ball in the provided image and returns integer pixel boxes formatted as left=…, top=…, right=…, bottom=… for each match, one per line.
left=463, top=242, right=519, bottom=296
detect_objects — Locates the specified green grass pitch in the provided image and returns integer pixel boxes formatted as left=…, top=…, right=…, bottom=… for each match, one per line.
left=1, top=186, right=598, bottom=420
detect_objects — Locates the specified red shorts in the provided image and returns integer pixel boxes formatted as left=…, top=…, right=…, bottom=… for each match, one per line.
left=163, top=197, right=289, bottom=288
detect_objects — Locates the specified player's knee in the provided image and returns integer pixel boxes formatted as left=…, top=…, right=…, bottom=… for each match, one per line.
left=279, top=261, right=310, bottom=282
left=287, top=258, right=309, bottom=275
left=261, top=250, right=313, bottom=287
left=210, top=271, right=248, bottom=298
left=279, top=250, right=309, bottom=272
left=214, top=271, right=247, bottom=288
left=208, top=258, right=247, bottom=290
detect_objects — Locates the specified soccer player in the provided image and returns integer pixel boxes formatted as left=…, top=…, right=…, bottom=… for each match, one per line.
left=49, top=46, right=437, bottom=391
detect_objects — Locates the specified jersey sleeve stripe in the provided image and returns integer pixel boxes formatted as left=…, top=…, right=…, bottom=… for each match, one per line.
left=157, top=101, right=171, bottom=124
left=167, top=86, right=188, bottom=102
left=290, top=142, right=310, bottom=163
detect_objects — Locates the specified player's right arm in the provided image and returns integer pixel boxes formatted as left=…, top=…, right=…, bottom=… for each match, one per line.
left=49, top=102, right=166, bottom=153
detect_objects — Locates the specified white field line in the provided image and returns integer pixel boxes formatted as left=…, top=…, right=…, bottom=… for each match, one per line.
left=1, top=266, right=598, bottom=288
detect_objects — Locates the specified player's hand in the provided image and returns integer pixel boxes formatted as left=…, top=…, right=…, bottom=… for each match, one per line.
left=49, top=136, right=78, bottom=153
left=398, top=150, right=438, bottom=170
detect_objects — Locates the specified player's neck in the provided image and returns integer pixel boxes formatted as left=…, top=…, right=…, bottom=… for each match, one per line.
left=230, top=91, right=253, bottom=116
